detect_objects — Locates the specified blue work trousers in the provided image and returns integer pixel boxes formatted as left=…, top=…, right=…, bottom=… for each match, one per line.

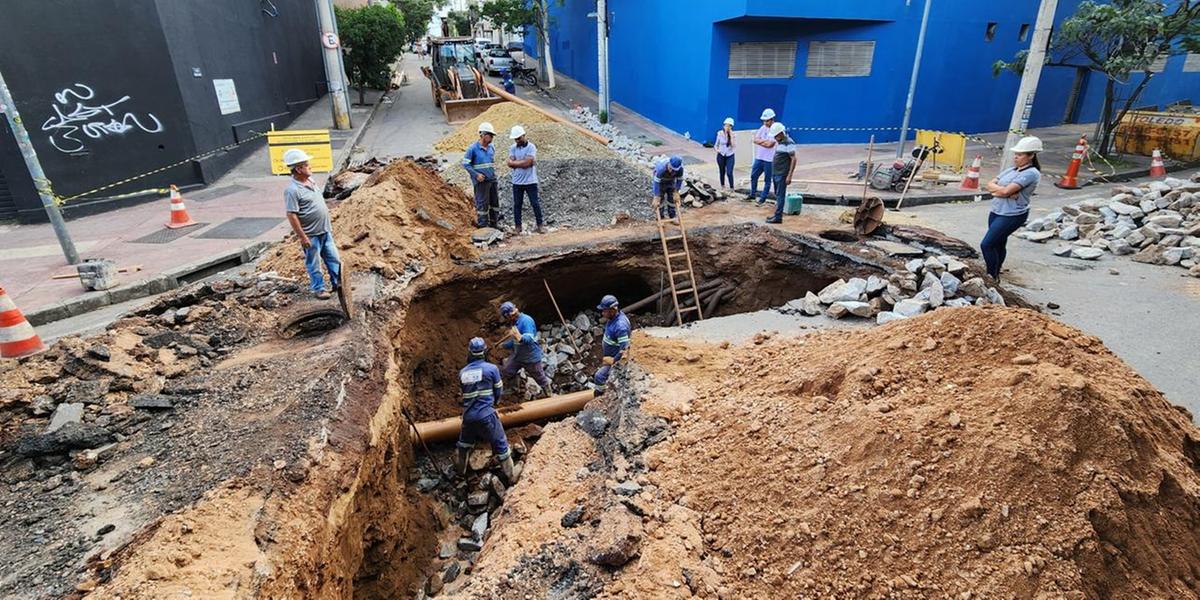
left=513, top=183, right=543, bottom=228
left=981, top=211, right=1029, bottom=280
left=749, top=159, right=772, bottom=201
left=771, top=174, right=789, bottom=222
left=303, top=232, right=342, bottom=293
left=473, top=179, right=500, bottom=227
left=457, top=410, right=510, bottom=459
left=657, top=188, right=678, bottom=219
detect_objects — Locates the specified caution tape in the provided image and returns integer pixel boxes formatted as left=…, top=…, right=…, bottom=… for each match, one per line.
left=51, top=130, right=270, bottom=206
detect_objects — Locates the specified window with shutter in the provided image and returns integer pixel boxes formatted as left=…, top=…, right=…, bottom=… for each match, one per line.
left=728, top=42, right=797, bottom=79
left=1148, top=54, right=1169, bottom=73
left=805, top=41, right=875, bottom=78
left=1184, top=53, right=1200, bottom=72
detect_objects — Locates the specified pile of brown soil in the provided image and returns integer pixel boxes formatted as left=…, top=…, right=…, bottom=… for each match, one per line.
left=260, top=159, right=477, bottom=279
left=433, top=102, right=556, bottom=154
left=454, top=306, right=1200, bottom=599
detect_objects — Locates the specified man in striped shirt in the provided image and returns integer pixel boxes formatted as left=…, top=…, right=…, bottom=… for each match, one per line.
left=463, top=121, right=500, bottom=228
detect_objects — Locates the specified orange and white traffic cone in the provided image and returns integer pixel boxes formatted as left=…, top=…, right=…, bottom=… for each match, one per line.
left=1149, top=149, right=1166, bottom=178
left=165, top=185, right=197, bottom=229
left=0, top=286, right=45, bottom=359
left=960, top=155, right=982, bottom=190
left=1054, top=135, right=1087, bottom=190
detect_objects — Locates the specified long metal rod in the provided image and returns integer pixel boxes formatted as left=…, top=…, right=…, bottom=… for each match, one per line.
left=543, top=279, right=583, bottom=357
left=1000, top=0, right=1059, bottom=170
left=402, top=406, right=450, bottom=479
left=0, top=68, right=79, bottom=264
left=896, top=0, right=932, bottom=159
left=862, top=134, right=875, bottom=204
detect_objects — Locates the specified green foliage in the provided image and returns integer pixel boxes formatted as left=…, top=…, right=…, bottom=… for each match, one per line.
left=447, top=10, right=472, bottom=36
left=394, top=0, right=437, bottom=47
left=336, top=5, right=406, bottom=102
left=481, top=0, right=535, bottom=34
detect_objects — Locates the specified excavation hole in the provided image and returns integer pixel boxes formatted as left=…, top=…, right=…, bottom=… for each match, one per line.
left=819, top=229, right=860, bottom=243
left=279, top=308, right=346, bottom=339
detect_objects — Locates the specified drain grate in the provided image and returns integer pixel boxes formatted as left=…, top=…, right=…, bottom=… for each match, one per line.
left=129, top=224, right=208, bottom=244
left=188, top=184, right=250, bottom=203
left=193, top=217, right=283, bottom=240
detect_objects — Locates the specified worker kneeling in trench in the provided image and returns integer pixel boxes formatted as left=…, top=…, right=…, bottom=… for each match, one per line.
left=455, top=337, right=520, bottom=483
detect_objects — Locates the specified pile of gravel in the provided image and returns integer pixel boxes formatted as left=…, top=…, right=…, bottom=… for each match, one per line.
left=504, top=158, right=655, bottom=229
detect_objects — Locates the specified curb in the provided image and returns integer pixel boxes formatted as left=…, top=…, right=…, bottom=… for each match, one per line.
left=334, top=89, right=389, bottom=170
left=1081, top=158, right=1200, bottom=186
left=25, top=241, right=270, bottom=327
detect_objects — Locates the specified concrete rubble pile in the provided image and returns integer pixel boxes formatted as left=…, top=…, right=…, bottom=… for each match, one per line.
left=1016, top=175, right=1200, bottom=277
left=527, top=309, right=605, bottom=396
left=779, top=255, right=1006, bottom=324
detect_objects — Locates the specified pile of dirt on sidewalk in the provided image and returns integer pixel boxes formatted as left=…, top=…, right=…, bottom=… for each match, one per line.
left=451, top=306, right=1200, bottom=599
left=261, top=158, right=477, bottom=280
left=433, top=102, right=556, bottom=153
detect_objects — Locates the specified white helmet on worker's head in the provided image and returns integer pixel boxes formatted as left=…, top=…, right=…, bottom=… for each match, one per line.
left=509, top=124, right=526, bottom=139
left=768, top=122, right=787, bottom=137
left=282, top=148, right=313, bottom=168
left=760, top=108, right=776, bottom=121
left=723, top=117, right=735, bottom=126
left=478, top=121, right=496, bottom=136
left=1010, top=136, right=1043, bottom=153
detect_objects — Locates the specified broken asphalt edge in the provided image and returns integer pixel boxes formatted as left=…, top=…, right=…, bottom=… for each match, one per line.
left=25, top=242, right=271, bottom=327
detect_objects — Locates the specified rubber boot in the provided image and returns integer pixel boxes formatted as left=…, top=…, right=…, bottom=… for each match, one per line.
left=453, top=447, right=470, bottom=477
left=500, top=455, right=521, bottom=484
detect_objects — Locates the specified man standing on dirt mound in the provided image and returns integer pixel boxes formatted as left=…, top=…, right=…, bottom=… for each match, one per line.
left=498, top=301, right=553, bottom=396
left=282, top=148, right=341, bottom=299
left=456, top=337, right=520, bottom=483
left=593, top=295, right=631, bottom=397
left=463, top=122, right=501, bottom=229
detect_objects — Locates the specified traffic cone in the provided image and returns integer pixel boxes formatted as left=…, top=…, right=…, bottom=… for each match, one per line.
left=1149, top=149, right=1166, bottom=178
left=0, top=286, right=45, bottom=359
left=165, top=185, right=197, bottom=229
left=1054, top=135, right=1087, bottom=190
left=960, top=155, right=982, bottom=190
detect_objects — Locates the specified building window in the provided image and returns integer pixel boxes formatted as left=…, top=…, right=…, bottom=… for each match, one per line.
left=1148, top=54, right=1169, bottom=73
left=729, top=42, right=797, bottom=79
left=1018, top=24, right=1030, bottom=42
left=1184, top=53, right=1200, bottom=72
left=805, top=41, right=875, bottom=78
left=985, top=22, right=998, bottom=42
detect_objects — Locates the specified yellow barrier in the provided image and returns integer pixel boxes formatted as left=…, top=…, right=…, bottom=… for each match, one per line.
left=915, top=129, right=966, bottom=172
left=1115, top=110, right=1200, bottom=160
left=268, top=129, right=333, bottom=175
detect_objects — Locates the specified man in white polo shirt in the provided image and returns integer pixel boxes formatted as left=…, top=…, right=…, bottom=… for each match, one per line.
left=506, top=124, right=545, bottom=234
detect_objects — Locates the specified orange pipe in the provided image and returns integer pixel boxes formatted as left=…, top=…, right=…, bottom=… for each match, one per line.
left=411, top=391, right=596, bottom=443
left=482, top=82, right=611, bottom=146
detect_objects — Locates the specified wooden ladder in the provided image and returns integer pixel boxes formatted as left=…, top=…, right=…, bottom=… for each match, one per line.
left=654, top=195, right=704, bottom=326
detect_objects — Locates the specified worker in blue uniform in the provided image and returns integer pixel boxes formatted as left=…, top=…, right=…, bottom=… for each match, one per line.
left=463, top=122, right=500, bottom=228
left=652, top=155, right=685, bottom=224
left=592, top=294, right=631, bottom=397
left=455, top=337, right=519, bottom=482
left=498, top=301, right=553, bottom=396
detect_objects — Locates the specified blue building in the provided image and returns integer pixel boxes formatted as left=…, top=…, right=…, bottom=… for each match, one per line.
left=525, top=0, right=1200, bottom=145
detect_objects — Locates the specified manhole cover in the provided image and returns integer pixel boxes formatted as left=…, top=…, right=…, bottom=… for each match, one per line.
left=280, top=308, right=346, bottom=339
left=194, top=217, right=283, bottom=240
left=129, top=224, right=209, bottom=244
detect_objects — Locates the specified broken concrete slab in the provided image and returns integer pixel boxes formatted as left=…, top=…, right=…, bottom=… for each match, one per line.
left=46, top=403, right=84, bottom=434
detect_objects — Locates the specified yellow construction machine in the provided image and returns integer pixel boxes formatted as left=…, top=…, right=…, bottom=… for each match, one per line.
left=421, top=37, right=503, bottom=123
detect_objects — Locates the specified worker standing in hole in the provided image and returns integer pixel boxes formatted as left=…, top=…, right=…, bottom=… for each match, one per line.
left=592, top=295, right=631, bottom=397
left=766, top=122, right=797, bottom=225
left=982, top=136, right=1042, bottom=283
left=463, top=122, right=500, bottom=229
left=715, top=117, right=736, bottom=189
left=282, top=148, right=341, bottom=300
left=498, top=301, right=553, bottom=396
left=506, top=125, right=545, bottom=234
left=652, top=155, right=685, bottom=225
left=748, top=108, right=777, bottom=205
left=455, top=337, right=520, bottom=483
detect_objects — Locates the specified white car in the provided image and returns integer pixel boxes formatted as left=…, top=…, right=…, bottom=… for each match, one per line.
left=484, top=48, right=514, bottom=75
left=474, top=38, right=494, bottom=58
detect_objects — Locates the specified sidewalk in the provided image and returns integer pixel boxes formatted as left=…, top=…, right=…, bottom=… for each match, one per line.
left=0, top=91, right=382, bottom=323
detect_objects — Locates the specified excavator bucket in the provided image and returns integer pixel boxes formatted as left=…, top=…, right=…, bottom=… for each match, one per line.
left=442, top=96, right=504, bottom=124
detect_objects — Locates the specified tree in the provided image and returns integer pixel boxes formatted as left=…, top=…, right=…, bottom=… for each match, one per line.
left=995, top=0, right=1200, bottom=155
left=336, top=5, right=407, bottom=105
left=481, top=0, right=562, bottom=87
left=394, top=0, right=437, bottom=47
left=447, top=10, right=472, bottom=36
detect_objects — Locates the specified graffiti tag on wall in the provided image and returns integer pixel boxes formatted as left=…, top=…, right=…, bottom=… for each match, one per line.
left=40, top=84, right=164, bottom=153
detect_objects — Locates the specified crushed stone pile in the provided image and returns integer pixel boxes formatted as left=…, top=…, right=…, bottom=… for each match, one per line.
left=1018, top=173, right=1200, bottom=276
left=448, top=306, right=1200, bottom=599
left=433, top=102, right=555, bottom=153
left=261, top=159, right=477, bottom=280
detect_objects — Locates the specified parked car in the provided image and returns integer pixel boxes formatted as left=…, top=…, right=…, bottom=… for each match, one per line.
left=484, top=47, right=514, bottom=75
left=506, top=41, right=524, bottom=53
left=474, top=38, right=494, bottom=58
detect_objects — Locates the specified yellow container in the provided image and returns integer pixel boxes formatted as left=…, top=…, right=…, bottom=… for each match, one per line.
left=915, top=130, right=966, bottom=172
left=1114, top=110, right=1200, bottom=160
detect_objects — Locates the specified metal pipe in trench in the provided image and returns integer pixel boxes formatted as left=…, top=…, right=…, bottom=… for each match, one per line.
left=410, top=390, right=595, bottom=444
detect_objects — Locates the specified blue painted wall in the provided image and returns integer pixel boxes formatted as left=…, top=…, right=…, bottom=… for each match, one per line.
left=532, top=0, right=1200, bottom=145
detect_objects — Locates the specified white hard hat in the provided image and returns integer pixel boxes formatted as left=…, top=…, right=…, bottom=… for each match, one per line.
left=1010, top=136, right=1043, bottom=153
left=509, top=124, right=526, bottom=139
left=768, top=122, right=786, bottom=137
left=760, top=108, right=776, bottom=120
left=479, top=121, right=496, bottom=135
left=283, top=148, right=313, bottom=167
left=723, top=117, right=735, bottom=126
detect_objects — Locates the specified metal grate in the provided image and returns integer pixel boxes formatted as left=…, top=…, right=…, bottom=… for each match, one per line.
left=0, top=165, right=15, bottom=222
left=129, top=224, right=208, bottom=244
left=805, top=41, right=875, bottom=78
left=729, top=42, right=797, bottom=79
left=193, top=217, right=282, bottom=239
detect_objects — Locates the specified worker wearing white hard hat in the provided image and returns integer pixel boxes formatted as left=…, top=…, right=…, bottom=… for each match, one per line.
left=464, top=121, right=501, bottom=228
left=765, top=122, right=797, bottom=224
left=750, top=108, right=779, bottom=204
left=715, top=117, right=736, bottom=189
left=506, top=124, right=545, bottom=234
left=282, top=148, right=341, bottom=299
left=982, top=135, right=1043, bottom=282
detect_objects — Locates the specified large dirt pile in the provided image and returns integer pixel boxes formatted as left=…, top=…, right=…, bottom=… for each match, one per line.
left=433, top=102, right=556, bottom=153
left=260, top=159, right=476, bottom=279
left=452, top=306, right=1200, bottom=599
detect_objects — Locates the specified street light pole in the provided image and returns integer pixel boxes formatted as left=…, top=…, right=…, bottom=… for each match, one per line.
left=896, top=0, right=932, bottom=159
left=1000, top=0, right=1059, bottom=170
left=593, top=0, right=610, bottom=121
left=0, top=68, right=79, bottom=265
left=314, top=0, right=352, bottom=130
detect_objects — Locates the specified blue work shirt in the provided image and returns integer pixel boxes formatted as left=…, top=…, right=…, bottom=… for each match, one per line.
left=990, top=166, right=1040, bottom=216
left=652, top=159, right=684, bottom=196
left=602, top=311, right=632, bottom=362
left=509, top=141, right=538, bottom=186
left=459, top=358, right=503, bottom=420
left=463, top=141, right=497, bottom=182
left=502, top=313, right=544, bottom=364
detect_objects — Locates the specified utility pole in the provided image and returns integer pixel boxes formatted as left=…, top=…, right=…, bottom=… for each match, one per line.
left=0, top=68, right=79, bottom=265
left=592, top=0, right=610, bottom=121
left=315, top=0, right=352, bottom=130
left=539, top=0, right=557, bottom=89
left=1000, top=0, right=1059, bottom=170
left=896, top=0, right=932, bottom=159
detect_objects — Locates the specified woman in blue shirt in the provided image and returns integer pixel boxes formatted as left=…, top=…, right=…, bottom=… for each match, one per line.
left=982, top=136, right=1042, bottom=283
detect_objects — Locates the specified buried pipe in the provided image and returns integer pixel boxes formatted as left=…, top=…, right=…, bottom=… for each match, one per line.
left=410, top=391, right=595, bottom=444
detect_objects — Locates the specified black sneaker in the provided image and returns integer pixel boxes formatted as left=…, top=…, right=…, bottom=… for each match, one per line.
left=765, top=217, right=782, bottom=224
